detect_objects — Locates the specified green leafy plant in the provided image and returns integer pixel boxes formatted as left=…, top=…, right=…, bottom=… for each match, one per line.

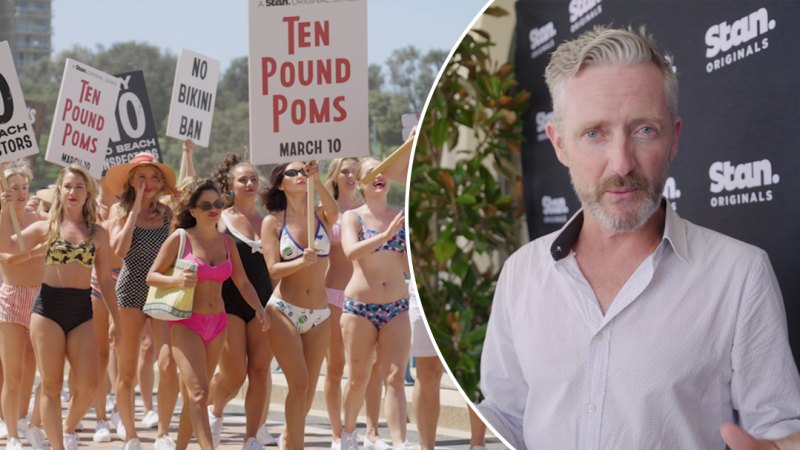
left=409, top=6, right=529, bottom=401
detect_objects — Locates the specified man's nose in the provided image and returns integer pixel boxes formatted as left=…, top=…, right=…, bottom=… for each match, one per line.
left=607, top=134, right=636, bottom=177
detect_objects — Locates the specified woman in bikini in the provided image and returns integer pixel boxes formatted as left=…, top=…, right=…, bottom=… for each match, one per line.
left=208, top=155, right=276, bottom=450
left=0, top=162, right=48, bottom=450
left=148, top=178, right=267, bottom=450
left=261, top=161, right=338, bottom=450
left=340, top=157, right=410, bottom=450
left=0, top=165, right=121, bottom=450
left=106, top=153, right=179, bottom=450
left=321, top=157, right=361, bottom=450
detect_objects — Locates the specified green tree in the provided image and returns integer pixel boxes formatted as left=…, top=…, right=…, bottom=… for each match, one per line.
left=409, top=6, right=529, bottom=400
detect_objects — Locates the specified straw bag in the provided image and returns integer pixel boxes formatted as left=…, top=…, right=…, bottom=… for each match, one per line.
left=144, top=229, right=196, bottom=320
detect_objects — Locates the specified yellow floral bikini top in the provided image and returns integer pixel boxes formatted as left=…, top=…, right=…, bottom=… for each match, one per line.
left=45, top=238, right=96, bottom=268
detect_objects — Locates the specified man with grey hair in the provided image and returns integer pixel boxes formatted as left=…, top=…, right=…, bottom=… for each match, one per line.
left=478, top=26, right=800, bottom=449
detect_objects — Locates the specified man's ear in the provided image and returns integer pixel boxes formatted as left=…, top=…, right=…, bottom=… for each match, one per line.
left=546, top=121, right=569, bottom=168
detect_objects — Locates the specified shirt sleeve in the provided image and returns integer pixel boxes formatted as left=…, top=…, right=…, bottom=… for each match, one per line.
left=731, top=250, right=800, bottom=440
left=478, top=258, right=528, bottom=450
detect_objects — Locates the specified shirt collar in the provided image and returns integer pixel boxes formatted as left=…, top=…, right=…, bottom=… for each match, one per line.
left=549, top=198, right=689, bottom=263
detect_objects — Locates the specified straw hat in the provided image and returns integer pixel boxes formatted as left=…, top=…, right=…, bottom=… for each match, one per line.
left=103, top=153, right=177, bottom=197
left=34, top=185, right=56, bottom=205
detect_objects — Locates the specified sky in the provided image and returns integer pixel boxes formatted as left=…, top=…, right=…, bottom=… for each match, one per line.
left=51, top=1, right=490, bottom=71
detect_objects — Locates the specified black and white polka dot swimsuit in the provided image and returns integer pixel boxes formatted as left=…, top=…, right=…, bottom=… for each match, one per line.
left=115, top=215, right=170, bottom=310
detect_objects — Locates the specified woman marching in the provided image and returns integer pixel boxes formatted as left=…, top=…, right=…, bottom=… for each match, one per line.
left=0, top=162, right=48, bottom=450
left=208, top=155, right=276, bottom=450
left=321, top=157, right=360, bottom=450
left=106, top=152, right=179, bottom=450
left=340, top=158, right=410, bottom=450
left=0, top=165, right=121, bottom=450
left=261, top=161, right=338, bottom=450
left=148, top=178, right=267, bottom=450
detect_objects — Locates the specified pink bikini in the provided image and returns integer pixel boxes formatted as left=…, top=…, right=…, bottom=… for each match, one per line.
left=170, top=233, right=233, bottom=345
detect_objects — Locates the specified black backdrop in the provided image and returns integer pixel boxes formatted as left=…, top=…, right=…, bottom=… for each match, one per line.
left=515, top=0, right=800, bottom=366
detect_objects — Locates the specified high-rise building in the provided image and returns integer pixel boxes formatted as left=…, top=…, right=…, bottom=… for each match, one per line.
left=0, top=0, right=52, bottom=70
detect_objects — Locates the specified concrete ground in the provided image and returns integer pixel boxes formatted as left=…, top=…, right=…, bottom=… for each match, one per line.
left=40, top=367, right=507, bottom=449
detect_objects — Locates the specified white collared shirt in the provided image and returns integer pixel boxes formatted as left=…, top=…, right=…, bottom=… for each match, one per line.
left=478, top=204, right=800, bottom=450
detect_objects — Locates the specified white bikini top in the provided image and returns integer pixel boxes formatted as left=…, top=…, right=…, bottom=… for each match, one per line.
left=279, top=210, right=331, bottom=261
left=221, top=213, right=262, bottom=254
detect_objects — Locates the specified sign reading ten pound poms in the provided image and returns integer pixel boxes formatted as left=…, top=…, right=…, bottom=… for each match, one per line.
left=248, top=0, right=368, bottom=164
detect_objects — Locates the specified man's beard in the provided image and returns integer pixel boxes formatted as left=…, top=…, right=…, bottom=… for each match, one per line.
left=571, top=170, right=666, bottom=233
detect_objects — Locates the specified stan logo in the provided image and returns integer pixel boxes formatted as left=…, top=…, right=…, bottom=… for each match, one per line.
left=535, top=110, right=554, bottom=142
left=542, top=195, right=569, bottom=224
left=662, top=177, right=681, bottom=210
left=257, top=0, right=289, bottom=6
left=568, top=0, right=602, bottom=33
left=705, top=8, right=774, bottom=73
left=708, top=159, right=778, bottom=207
left=529, top=22, right=557, bottom=60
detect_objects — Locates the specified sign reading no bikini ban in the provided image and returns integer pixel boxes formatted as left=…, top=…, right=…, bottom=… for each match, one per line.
left=166, top=49, right=219, bottom=147
left=45, top=58, right=120, bottom=179
left=0, top=41, right=40, bottom=163
left=248, top=0, right=368, bottom=164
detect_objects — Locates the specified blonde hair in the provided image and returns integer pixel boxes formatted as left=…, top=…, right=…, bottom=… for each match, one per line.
left=324, top=157, right=359, bottom=200
left=46, top=165, right=98, bottom=247
left=0, top=160, right=33, bottom=213
left=544, top=25, right=678, bottom=127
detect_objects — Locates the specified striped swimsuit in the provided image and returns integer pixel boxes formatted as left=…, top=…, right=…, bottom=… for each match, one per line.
left=116, top=215, right=170, bottom=310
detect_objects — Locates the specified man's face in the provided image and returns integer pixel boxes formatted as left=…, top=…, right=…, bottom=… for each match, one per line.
left=546, top=63, right=681, bottom=233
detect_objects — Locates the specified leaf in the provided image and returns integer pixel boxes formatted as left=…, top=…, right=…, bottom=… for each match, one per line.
left=430, top=119, right=450, bottom=147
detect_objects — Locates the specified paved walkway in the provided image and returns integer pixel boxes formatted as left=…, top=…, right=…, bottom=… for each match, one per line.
left=44, top=368, right=507, bottom=449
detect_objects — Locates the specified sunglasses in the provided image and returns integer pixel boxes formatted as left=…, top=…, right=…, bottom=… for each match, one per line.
left=195, top=199, right=225, bottom=211
left=284, top=169, right=307, bottom=178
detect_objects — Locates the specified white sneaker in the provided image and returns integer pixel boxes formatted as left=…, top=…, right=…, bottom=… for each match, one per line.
left=60, top=388, right=70, bottom=403
left=93, top=420, right=112, bottom=443
left=116, top=417, right=127, bottom=441
left=23, top=425, right=48, bottom=449
left=277, top=433, right=285, bottom=450
left=256, top=424, right=277, bottom=446
left=341, top=430, right=359, bottom=450
left=208, top=406, right=223, bottom=448
left=141, top=409, right=159, bottom=429
left=0, top=419, right=7, bottom=439
left=122, top=438, right=142, bottom=450
left=154, top=435, right=177, bottom=450
left=243, top=437, right=265, bottom=450
left=330, top=440, right=342, bottom=450
left=364, top=436, right=391, bottom=450
left=105, top=395, right=116, bottom=413
left=63, top=432, right=79, bottom=450
left=109, top=411, right=120, bottom=428
left=5, top=437, right=24, bottom=450
left=16, top=419, right=29, bottom=435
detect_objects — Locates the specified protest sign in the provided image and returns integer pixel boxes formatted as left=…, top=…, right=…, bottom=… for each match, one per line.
left=25, top=101, right=46, bottom=144
left=45, top=58, right=121, bottom=179
left=0, top=41, right=40, bottom=163
left=166, top=49, right=220, bottom=147
left=104, top=70, right=162, bottom=175
left=248, top=0, right=368, bottom=165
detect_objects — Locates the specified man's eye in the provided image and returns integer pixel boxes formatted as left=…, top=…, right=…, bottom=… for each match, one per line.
left=585, top=130, right=599, bottom=138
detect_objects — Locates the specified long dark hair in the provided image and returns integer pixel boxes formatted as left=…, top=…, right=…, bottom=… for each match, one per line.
left=171, top=178, right=220, bottom=231
left=261, top=163, right=290, bottom=213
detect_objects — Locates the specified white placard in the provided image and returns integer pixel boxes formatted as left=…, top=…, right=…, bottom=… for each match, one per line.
left=45, top=58, right=121, bottom=179
left=0, top=41, right=40, bottom=163
left=248, top=0, right=368, bottom=164
left=166, top=49, right=220, bottom=147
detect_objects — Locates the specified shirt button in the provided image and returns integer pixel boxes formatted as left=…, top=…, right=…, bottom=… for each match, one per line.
left=588, top=404, right=597, bottom=413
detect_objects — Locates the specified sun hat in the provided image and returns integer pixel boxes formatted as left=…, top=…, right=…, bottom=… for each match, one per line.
left=34, top=185, right=56, bottom=204
left=103, top=153, right=177, bottom=197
